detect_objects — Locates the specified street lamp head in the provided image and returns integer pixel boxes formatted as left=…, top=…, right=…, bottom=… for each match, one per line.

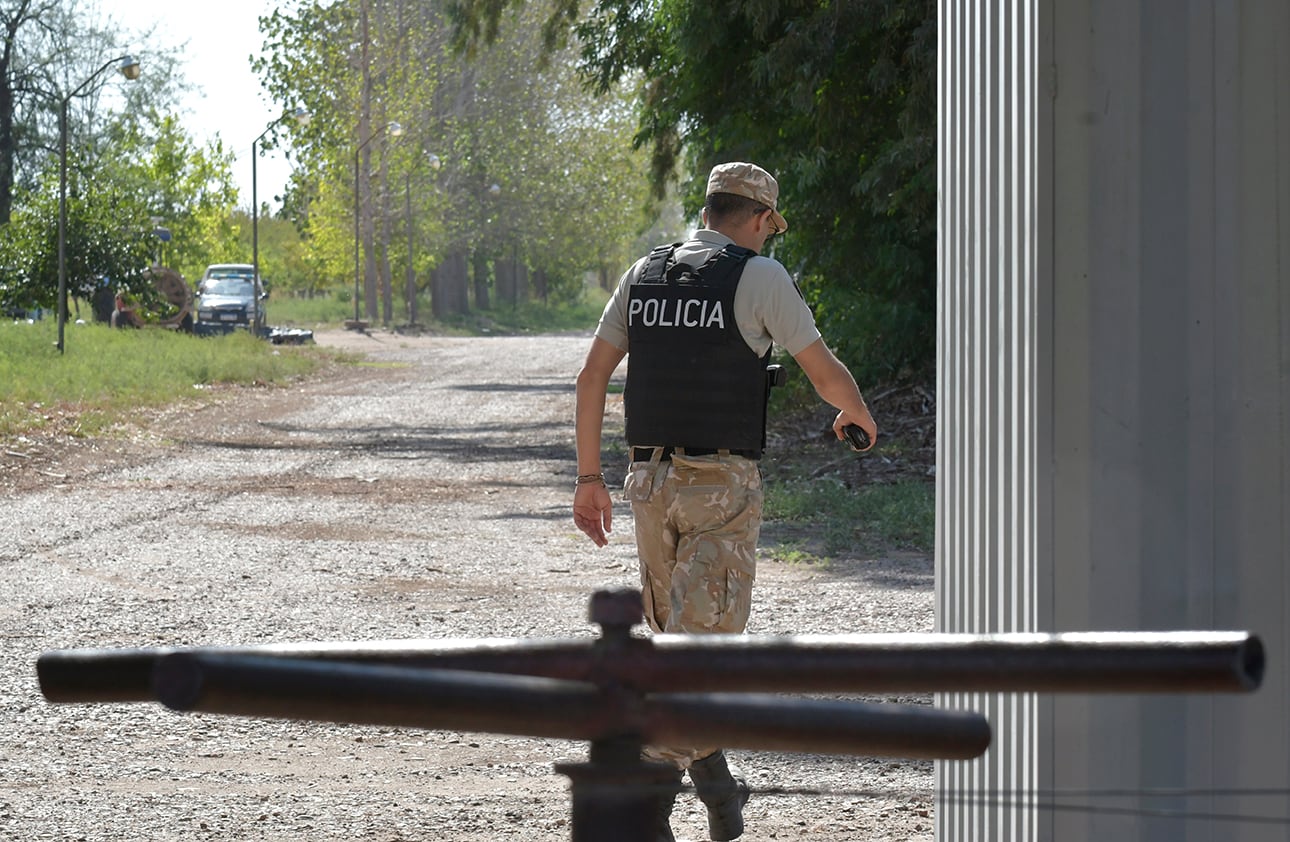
left=489, top=183, right=501, bottom=196
left=118, top=56, right=141, bottom=81
left=293, top=107, right=311, bottom=126
left=427, top=153, right=442, bottom=171
left=388, top=122, right=405, bottom=137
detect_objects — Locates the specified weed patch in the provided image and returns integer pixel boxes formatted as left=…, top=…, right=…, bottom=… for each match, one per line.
left=764, top=477, right=934, bottom=557
left=0, top=321, right=332, bottom=437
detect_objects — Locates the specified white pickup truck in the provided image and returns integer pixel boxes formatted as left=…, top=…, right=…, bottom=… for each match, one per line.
left=193, top=263, right=267, bottom=335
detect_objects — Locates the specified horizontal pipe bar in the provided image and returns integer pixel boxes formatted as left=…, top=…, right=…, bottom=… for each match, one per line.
left=643, top=632, right=1265, bottom=694
left=645, top=693, right=990, bottom=760
left=38, top=631, right=1263, bottom=704
left=152, top=654, right=991, bottom=760
left=37, top=639, right=581, bottom=703
left=153, top=653, right=613, bottom=742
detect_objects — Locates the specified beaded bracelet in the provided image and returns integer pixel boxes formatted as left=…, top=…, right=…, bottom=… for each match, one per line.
left=575, top=473, right=606, bottom=485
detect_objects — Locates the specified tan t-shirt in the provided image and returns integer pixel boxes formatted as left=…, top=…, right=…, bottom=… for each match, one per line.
left=595, top=229, right=822, bottom=357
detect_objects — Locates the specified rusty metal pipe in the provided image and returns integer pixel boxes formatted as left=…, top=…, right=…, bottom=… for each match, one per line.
left=39, top=631, right=1262, bottom=703
left=644, top=693, right=990, bottom=760
left=150, top=653, right=992, bottom=760
left=152, top=653, right=613, bottom=741
left=37, top=640, right=585, bottom=703
left=640, top=631, right=1265, bottom=694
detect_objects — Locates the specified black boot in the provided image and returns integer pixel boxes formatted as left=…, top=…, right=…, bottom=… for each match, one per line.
left=687, top=750, right=750, bottom=841
left=656, top=767, right=682, bottom=842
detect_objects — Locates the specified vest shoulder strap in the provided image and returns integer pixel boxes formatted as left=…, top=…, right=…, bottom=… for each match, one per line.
left=640, top=243, right=756, bottom=286
left=692, top=244, right=756, bottom=287
left=640, top=243, right=681, bottom=283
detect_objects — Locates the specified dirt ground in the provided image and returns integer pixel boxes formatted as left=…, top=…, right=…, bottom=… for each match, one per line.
left=0, top=328, right=936, bottom=841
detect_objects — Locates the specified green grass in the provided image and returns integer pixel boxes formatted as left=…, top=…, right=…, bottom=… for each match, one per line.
left=1, top=287, right=611, bottom=440
left=266, top=294, right=353, bottom=327
left=437, top=288, right=610, bottom=335
left=764, top=476, right=935, bottom=557
left=0, top=319, right=334, bottom=437
left=266, top=286, right=612, bottom=335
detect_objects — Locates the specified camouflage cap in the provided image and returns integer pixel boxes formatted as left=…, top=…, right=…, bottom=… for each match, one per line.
left=705, top=161, right=788, bottom=233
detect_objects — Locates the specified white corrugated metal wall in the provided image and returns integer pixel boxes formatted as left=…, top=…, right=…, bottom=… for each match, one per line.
left=936, top=1, right=1288, bottom=840
left=936, top=0, right=1039, bottom=839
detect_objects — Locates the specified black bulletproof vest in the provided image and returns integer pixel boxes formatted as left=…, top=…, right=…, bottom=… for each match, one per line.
left=624, top=243, right=771, bottom=453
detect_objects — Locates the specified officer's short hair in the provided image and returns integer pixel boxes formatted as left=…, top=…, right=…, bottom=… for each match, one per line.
left=704, top=192, right=770, bottom=228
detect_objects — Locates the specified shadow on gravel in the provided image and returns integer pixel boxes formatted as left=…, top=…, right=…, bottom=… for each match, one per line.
left=814, top=555, right=933, bottom=591
left=449, top=383, right=575, bottom=393
left=481, top=508, right=577, bottom=522
left=183, top=420, right=577, bottom=464
left=761, top=525, right=933, bottom=592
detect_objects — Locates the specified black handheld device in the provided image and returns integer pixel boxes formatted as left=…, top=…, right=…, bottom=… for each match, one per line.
left=842, top=424, right=871, bottom=452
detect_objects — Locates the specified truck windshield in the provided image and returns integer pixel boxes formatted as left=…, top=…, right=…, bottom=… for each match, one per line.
left=201, top=278, right=255, bottom=297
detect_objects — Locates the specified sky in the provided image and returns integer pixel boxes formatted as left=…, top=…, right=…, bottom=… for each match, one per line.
left=94, top=0, right=297, bottom=210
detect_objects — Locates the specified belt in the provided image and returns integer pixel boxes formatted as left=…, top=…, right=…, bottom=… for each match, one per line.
left=630, top=446, right=760, bottom=462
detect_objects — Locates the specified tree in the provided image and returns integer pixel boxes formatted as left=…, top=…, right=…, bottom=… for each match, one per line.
left=0, top=105, right=239, bottom=317
left=255, top=0, right=656, bottom=323
left=447, top=0, right=937, bottom=382
left=256, top=0, right=399, bottom=320
left=116, top=111, right=240, bottom=282
left=0, top=1, right=222, bottom=318
left=0, top=151, right=153, bottom=311
left=0, top=0, right=184, bottom=224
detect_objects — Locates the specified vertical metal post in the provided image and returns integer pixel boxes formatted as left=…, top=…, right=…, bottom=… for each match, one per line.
left=554, top=590, right=679, bottom=842
left=250, top=139, right=261, bottom=337
left=406, top=172, right=416, bottom=327
left=557, top=738, right=679, bottom=842
left=353, top=144, right=362, bottom=324
left=56, top=98, right=69, bottom=353
left=55, top=55, right=140, bottom=354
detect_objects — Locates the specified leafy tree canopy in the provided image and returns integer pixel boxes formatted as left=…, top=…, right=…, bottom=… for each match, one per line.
left=0, top=1, right=240, bottom=316
left=449, top=0, right=936, bottom=383
left=254, top=0, right=655, bottom=309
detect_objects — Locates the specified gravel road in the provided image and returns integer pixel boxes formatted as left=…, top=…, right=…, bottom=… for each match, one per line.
left=0, top=328, right=935, bottom=841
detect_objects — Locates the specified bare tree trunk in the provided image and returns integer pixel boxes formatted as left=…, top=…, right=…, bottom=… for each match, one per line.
left=446, top=248, right=469, bottom=315
left=379, top=237, right=393, bottom=325
left=358, top=0, right=375, bottom=323
left=363, top=207, right=378, bottom=322
left=377, top=146, right=395, bottom=325
left=433, top=248, right=469, bottom=318
left=495, top=254, right=528, bottom=309
left=515, top=259, right=529, bottom=304
left=0, top=54, right=14, bottom=225
left=494, top=256, right=513, bottom=308
left=430, top=264, right=441, bottom=319
left=0, top=4, right=43, bottom=227
left=532, top=267, right=547, bottom=303
left=472, top=250, right=490, bottom=310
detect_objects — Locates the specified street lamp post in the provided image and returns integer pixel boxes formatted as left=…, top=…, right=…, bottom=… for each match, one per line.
left=251, top=107, right=310, bottom=337
left=404, top=172, right=414, bottom=327
left=351, top=121, right=403, bottom=328
left=57, top=54, right=140, bottom=354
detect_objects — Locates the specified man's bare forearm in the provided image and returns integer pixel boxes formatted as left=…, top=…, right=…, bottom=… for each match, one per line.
left=574, top=338, right=627, bottom=476
left=575, top=371, right=609, bottom=475
left=793, top=338, right=878, bottom=444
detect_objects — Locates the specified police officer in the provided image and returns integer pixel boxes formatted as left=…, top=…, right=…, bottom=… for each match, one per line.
left=573, top=161, right=878, bottom=842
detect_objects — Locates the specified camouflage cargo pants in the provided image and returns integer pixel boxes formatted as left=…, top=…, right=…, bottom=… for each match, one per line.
left=623, top=449, right=763, bottom=766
